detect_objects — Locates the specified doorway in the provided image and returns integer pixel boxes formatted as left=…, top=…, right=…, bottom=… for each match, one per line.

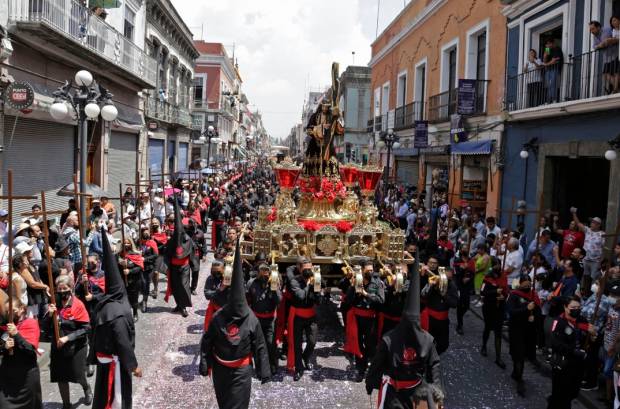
left=549, top=157, right=610, bottom=225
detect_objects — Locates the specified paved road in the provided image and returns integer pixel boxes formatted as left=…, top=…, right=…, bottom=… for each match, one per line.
left=39, top=252, right=592, bottom=409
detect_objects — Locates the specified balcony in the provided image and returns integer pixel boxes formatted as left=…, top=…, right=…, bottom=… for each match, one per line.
left=145, top=96, right=192, bottom=128
left=428, top=80, right=488, bottom=122
left=505, top=49, right=619, bottom=112
left=8, top=0, right=157, bottom=88
left=394, top=101, right=425, bottom=130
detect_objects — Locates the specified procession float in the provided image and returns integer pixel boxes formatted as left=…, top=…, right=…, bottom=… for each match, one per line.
left=239, top=63, right=409, bottom=279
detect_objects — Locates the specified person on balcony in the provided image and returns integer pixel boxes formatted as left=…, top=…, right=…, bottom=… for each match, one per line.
left=542, top=38, right=563, bottom=104
left=591, top=19, right=620, bottom=94
left=523, top=49, right=543, bottom=108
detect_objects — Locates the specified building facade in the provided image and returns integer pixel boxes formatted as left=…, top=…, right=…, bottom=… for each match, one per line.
left=335, top=65, right=371, bottom=164
left=144, top=0, right=199, bottom=180
left=192, top=41, right=242, bottom=167
left=369, top=0, right=507, bottom=215
left=501, top=0, right=620, bottom=238
left=1, top=0, right=156, bottom=215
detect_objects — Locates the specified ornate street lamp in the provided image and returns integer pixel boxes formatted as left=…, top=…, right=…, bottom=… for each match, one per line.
left=377, top=128, right=400, bottom=199
left=50, top=69, right=118, bottom=225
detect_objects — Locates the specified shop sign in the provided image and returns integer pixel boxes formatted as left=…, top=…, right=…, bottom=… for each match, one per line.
left=457, top=79, right=476, bottom=115
left=419, top=145, right=450, bottom=155
left=450, top=114, right=467, bottom=144
left=413, top=120, right=428, bottom=148
left=4, top=81, right=34, bottom=110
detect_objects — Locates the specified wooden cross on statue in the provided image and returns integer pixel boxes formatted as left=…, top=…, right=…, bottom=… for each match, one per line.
left=0, top=169, right=36, bottom=342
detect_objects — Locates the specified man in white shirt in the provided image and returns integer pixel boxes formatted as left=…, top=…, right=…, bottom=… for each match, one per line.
left=504, top=237, right=524, bottom=284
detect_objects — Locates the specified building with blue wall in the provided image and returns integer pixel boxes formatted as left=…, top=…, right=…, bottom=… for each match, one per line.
left=501, top=0, right=620, bottom=242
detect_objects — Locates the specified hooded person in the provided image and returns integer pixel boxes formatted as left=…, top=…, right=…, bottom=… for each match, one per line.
left=199, top=239, right=271, bottom=409
left=163, top=196, right=193, bottom=317
left=365, top=254, right=444, bottom=409
left=90, top=227, right=142, bottom=409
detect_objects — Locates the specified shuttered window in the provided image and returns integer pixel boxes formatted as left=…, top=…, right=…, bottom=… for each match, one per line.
left=108, top=131, right=137, bottom=212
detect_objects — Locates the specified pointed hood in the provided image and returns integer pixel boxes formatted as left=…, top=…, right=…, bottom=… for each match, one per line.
left=166, top=195, right=191, bottom=260
left=95, top=226, right=132, bottom=323
left=402, top=251, right=421, bottom=324
left=425, top=207, right=439, bottom=261
left=222, top=239, right=250, bottom=321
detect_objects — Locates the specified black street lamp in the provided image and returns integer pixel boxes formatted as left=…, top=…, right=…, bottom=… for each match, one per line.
left=49, top=70, right=118, bottom=225
left=519, top=137, right=538, bottom=201
left=377, top=128, right=400, bottom=199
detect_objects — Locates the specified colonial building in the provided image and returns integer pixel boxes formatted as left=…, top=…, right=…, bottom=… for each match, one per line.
left=1, top=0, right=156, bottom=214
left=144, top=0, right=199, bottom=180
left=192, top=41, right=242, bottom=167
left=501, top=0, right=620, bottom=237
left=369, top=0, right=507, bottom=215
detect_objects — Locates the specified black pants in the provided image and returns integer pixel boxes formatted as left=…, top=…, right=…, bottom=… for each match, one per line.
left=258, top=317, right=277, bottom=370
left=582, top=336, right=602, bottom=386
left=293, top=316, right=317, bottom=372
left=456, top=285, right=470, bottom=328
left=548, top=365, right=582, bottom=409
left=141, top=268, right=152, bottom=300
left=429, top=317, right=449, bottom=355
left=355, top=316, right=376, bottom=372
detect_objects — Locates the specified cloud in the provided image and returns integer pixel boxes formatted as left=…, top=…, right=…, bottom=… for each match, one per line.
left=171, top=0, right=407, bottom=140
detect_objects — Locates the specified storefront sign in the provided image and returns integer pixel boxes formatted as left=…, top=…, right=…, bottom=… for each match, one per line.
left=4, top=81, right=34, bottom=110
left=457, top=79, right=477, bottom=115
left=419, top=145, right=450, bottom=155
left=450, top=114, right=467, bottom=144
left=413, top=120, right=428, bottom=148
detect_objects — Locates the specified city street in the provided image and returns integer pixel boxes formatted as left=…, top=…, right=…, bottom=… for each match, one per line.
left=39, top=253, right=589, bottom=409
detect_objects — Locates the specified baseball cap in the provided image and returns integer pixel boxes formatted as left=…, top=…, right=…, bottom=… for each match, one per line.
left=592, top=217, right=602, bottom=224
left=0, top=210, right=7, bottom=217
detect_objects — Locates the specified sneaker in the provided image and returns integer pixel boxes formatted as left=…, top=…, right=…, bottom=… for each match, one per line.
left=580, top=383, right=598, bottom=391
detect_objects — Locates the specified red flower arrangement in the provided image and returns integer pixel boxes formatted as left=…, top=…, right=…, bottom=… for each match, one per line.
left=298, top=220, right=354, bottom=233
left=299, top=220, right=322, bottom=232
left=334, top=221, right=354, bottom=233
left=267, top=207, right=277, bottom=223
left=299, top=176, right=346, bottom=203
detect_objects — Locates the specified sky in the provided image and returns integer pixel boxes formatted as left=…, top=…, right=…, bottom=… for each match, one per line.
left=170, top=0, right=409, bottom=141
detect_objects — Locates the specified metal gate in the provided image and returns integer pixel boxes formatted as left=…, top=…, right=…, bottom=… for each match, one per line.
left=3, top=116, right=75, bottom=222
left=148, top=138, right=164, bottom=180
left=178, top=142, right=189, bottom=172
left=108, top=131, right=138, bottom=214
left=396, top=158, right=419, bottom=187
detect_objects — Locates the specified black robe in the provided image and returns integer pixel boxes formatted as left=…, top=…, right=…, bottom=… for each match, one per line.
left=90, top=312, right=137, bottom=409
left=199, top=311, right=270, bottom=409
left=366, top=326, right=441, bottom=409
left=0, top=319, right=42, bottom=409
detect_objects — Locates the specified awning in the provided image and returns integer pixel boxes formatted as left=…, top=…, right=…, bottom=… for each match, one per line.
left=451, top=140, right=493, bottom=155
left=233, top=145, right=247, bottom=159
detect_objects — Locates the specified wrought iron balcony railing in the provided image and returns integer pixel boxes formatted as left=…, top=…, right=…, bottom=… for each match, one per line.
left=8, top=0, right=157, bottom=87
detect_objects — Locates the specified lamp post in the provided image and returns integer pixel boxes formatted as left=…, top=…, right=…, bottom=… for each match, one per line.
left=199, top=125, right=217, bottom=168
left=519, top=137, right=539, bottom=201
left=50, top=70, right=118, bottom=225
left=604, top=134, right=620, bottom=161
left=376, top=128, right=400, bottom=199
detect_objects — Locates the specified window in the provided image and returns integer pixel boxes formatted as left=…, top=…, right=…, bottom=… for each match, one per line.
left=373, top=87, right=381, bottom=117
left=123, top=6, right=135, bottom=41
left=194, top=76, right=205, bottom=106
left=381, top=82, right=390, bottom=114
left=158, top=50, right=168, bottom=91
left=476, top=32, right=487, bottom=80
left=414, top=59, right=427, bottom=102
left=396, top=71, right=407, bottom=107
left=440, top=39, right=459, bottom=92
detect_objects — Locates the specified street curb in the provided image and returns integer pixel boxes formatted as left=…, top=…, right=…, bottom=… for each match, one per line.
left=468, top=306, right=600, bottom=409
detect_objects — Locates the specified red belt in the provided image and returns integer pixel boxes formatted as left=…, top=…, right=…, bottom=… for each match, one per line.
left=203, top=302, right=221, bottom=331
left=253, top=310, right=277, bottom=319
left=170, top=256, right=189, bottom=266
left=286, top=306, right=316, bottom=372
left=214, top=353, right=252, bottom=368
left=377, top=312, right=401, bottom=342
left=388, top=377, right=421, bottom=391
left=427, top=308, right=449, bottom=320
left=344, top=307, right=377, bottom=359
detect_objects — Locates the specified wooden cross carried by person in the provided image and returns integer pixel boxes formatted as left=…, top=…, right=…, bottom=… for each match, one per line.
left=0, top=169, right=36, bottom=341
left=496, top=192, right=559, bottom=251
left=20, top=191, right=62, bottom=345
